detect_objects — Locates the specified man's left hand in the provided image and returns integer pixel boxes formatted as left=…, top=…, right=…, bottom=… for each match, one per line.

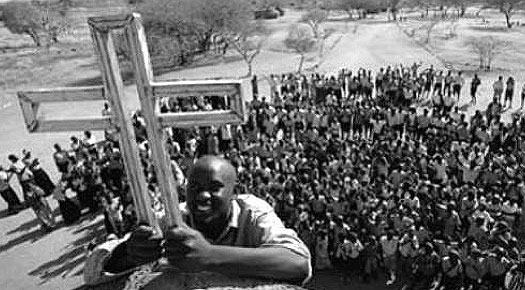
left=164, top=224, right=215, bottom=272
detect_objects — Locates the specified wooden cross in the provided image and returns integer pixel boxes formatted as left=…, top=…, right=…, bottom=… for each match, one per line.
left=17, top=13, right=250, bottom=229
left=119, top=13, right=249, bottom=228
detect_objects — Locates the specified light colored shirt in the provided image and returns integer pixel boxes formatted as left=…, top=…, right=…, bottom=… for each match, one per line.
left=0, top=171, right=10, bottom=191
left=380, top=236, right=399, bottom=257
left=84, top=194, right=312, bottom=285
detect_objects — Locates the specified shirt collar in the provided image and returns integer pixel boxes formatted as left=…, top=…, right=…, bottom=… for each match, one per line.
left=211, top=199, right=241, bottom=244
left=228, top=199, right=241, bottom=229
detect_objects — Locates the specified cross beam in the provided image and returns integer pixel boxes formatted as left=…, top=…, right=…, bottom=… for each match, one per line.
left=17, top=86, right=111, bottom=132
left=124, top=13, right=249, bottom=228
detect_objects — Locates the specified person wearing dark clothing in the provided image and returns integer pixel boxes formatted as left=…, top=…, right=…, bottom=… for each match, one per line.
left=404, top=242, right=440, bottom=290
left=505, top=76, right=515, bottom=108
left=470, top=74, right=481, bottom=105
left=54, top=181, right=81, bottom=225
left=0, top=168, right=24, bottom=214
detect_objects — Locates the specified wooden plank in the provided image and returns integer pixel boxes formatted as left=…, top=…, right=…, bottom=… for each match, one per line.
left=151, top=80, right=240, bottom=98
left=88, top=14, right=132, bottom=30
left=126, top=14, right=183, bottom=227
left=235, top=78, right=250, bottom=122
left=90, top=25, right=156, bottom=226
left=17, top=93, right=39, bottom=132
left=33, top=116, right=112, bottom=132
left=21, top=86, right=105, bottom=103
left=158, top=110, right=242, bottom=128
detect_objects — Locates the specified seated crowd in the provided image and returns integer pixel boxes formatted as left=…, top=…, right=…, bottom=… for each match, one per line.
left=1, top=63, right=525, bottom=290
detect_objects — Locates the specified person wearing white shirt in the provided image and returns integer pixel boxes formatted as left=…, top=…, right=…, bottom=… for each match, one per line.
left=380, top=231, right=399, bottom=285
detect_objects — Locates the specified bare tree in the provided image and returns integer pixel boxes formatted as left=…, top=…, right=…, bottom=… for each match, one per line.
left=468, top=36, right=508, bottom=71
left=284, top=25, right=317, bottom=73
left=386, top=0, right=403, bottom=21
left=34, top=0, right=71, bottom=45
left=1, top=1, right=70, bottom=47
left=446, top=18, right=459, bottom=38
left=487, top=0, right=525, bottom=28
left=407, top=0, right=437, bottom=18
left=139, top=0, right=253, bottom=55
left=301, top=9, right=329, bottom=39
left=2, top=1, right=43, bottom=46
left=225, top=22, right=269, bottom=77
left=335, top=0, right=381, bottom=20
left=423, top=18, right=441, bottom=43
left=318, top=27, right=335, bottom=59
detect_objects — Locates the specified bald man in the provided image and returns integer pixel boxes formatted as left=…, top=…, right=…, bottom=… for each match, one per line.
left=84, top=156, right=311, bottom=285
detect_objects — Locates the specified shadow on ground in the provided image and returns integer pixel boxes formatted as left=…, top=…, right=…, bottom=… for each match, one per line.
left=0, top=226, right=47, bottom=253
left=6, top=207, right=61, bottom=236
left=27, top=218, right=106, bottom=284
left=0, top=208, right=16, bottom=221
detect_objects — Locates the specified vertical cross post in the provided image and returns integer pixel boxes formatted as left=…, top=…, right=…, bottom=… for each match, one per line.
left=88, top=16, right=157, bottom=226
left=123, top=13, right=250, bottom=228
left=17, top=16, right=156, bottom=226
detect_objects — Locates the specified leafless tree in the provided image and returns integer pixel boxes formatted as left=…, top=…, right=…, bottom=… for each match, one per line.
left=487, top=0, right=525, bottom=28
left=284, top=25, right=317, bottom=73
left=301, top=9, right=328, bottom=39
left=423, top=17, right=441, bottom=43
left=225, top=22, right=269, bottom=77
left=1, top=0, right=70, bottom=47
left=468, top=36, right=509, bottom=71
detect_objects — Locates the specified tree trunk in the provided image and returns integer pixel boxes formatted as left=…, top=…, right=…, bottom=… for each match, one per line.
left=247, top=62, right=253, bottom=77
left=478, top=54, right=484, bottom=69
left=318, top=38, right=324, bottom=59
left=505, top=11, right=513, bottom=28
left=298, top=54, right=305, bottom=73
left=26, top=29, right=41, bottom=47
left=346, top=9, right=353, bottom=21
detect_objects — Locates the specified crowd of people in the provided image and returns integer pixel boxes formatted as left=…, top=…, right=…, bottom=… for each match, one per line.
left=2, top=63, right=525, bottom=290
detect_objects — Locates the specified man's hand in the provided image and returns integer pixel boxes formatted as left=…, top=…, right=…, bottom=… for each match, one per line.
left=126, top=225, right=163, bottom=266
left=165, top=224, right=214, bottom=272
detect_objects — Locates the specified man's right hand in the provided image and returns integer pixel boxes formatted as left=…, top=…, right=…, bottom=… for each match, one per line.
left=126, top=225, right=163, bottom=266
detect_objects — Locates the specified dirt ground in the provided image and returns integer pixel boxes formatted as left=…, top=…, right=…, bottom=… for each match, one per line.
left=1, top=8, right=525, bottom=290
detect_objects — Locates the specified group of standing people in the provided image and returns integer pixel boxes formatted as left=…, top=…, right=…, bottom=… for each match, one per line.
left=144, top=65, right=525, bottom=290
left=0, top=151, right=58, bottom=230
left=2, top=63, right=525, bottom=290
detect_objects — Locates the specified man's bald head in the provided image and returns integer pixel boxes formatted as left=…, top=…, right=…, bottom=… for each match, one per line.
left=186, top=156, right=238, bottom=238
left=188, top=155, right=237, bottom=186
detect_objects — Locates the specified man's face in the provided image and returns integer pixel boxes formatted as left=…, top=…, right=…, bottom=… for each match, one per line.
left=186, top=159, right=235, bottom=235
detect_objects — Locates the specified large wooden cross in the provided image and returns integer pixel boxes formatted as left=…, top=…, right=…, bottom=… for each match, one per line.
left=17, top=13, right=249, bottom=228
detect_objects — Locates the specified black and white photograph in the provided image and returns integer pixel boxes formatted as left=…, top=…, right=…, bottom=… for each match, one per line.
left=0, top=1, right=525, bottom=290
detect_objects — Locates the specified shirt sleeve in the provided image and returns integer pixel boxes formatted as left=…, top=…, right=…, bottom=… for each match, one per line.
left=83, top=235, right=137, bottom=286
left=254, top=208, right=312, bottom=284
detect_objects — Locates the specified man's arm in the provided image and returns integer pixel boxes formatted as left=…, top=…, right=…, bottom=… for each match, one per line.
left=84, top=226, right=163, bottom=286
left=165, top=197, right=312, bottom=284
left=206, top=245, right=310, bottom=283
